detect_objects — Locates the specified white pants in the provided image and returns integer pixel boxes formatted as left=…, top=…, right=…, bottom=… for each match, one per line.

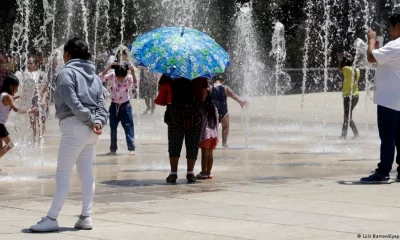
left=48, top=117, right=98, bottom=219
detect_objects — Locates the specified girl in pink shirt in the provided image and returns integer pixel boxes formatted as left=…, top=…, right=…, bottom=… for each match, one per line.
left=99, top=63, right=138, bottom=155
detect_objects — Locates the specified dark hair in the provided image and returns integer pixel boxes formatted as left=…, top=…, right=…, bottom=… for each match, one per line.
left=212, top=74, right=225, bottom=83
left=113, top=64, right=128, bottom=77
left=64, top=37, right=91, bottom=60
left=390, top=14, right=400, bottom=27
left=159, top=74, right=172, bottom=85
left=0, top=75, right=20, bottom=95
left=117, top=49, right=128, bottom=55
left=340, top=58, right=353, bottom=68
left=203, top=92, right=217, bottom=129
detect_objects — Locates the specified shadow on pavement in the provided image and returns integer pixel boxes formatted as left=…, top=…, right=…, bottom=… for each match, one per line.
left=100, top=179, right=201, bottom=187
left=338, top=180, right=394, bottom=185
left=21, top=227, right=79, bottom=234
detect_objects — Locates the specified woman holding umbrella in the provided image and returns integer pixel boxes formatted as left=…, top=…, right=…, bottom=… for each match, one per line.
left=132, top=27, right=230, bottom=183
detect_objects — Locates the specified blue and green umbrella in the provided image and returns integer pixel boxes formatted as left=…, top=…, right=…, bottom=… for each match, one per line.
left=131, top=27, right=230, bottom=80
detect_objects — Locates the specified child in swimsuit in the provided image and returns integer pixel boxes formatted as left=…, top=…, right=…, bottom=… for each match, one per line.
left=211, top=75, right=247, bottom=148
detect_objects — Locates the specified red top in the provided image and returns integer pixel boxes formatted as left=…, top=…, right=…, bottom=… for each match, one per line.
left=155, top=83, right=172, bottom=106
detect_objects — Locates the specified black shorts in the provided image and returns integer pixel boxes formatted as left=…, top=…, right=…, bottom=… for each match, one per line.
left=0, top=124, right=9, bottom=138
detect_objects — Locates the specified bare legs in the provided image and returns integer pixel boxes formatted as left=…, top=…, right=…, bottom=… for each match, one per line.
left=200, top=148, right=214, bottom=175
left=221, top=115, right=230, bottom=148
left=169, top=157, right=196, bottom=173
left=30, top=113, right=46, bottom=142
left=0, top=136, right=13, bottom=159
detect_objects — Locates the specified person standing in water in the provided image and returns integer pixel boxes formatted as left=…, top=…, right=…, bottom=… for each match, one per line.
left=211, top=75, right=247, bottom=148
left=26, top=55, right=49, bottom=143
left=197, top=92, right=219, bottom=179
left=100, top=62, right=138, bottom=156
left=141, top=69, right=158, bottom=115
left=338, top=52, right=360, bottom=139
left=0, top=75, right=37, bottom=164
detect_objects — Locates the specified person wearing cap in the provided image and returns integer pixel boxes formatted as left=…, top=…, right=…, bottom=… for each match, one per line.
left=338, top=51, right=360, bottom=139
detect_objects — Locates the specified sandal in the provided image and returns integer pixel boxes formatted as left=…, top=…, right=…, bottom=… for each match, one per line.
left=196, top=172, right=209, bottom=180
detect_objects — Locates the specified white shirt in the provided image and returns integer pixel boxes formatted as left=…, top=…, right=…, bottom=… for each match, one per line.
left=372, top=38, right=400, bottom=111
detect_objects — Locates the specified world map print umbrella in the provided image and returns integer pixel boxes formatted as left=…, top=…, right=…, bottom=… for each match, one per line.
left=131, top=27, right=230, bottom=80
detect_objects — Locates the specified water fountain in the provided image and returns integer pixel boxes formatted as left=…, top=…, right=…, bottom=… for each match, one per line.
left=300, top=0, right=313, bottom=133
left=0, top=0, right=386, bottom=181
left=321, top=0, right=332, bottom=153
left=270, top=21, right=290, bottom=137
left=233, top=1, right=266, bottom=148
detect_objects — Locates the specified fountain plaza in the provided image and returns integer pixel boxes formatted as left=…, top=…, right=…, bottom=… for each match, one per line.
left=0, top=92, right=398, bottom=240
left=2, top=0, right=400, bottom=238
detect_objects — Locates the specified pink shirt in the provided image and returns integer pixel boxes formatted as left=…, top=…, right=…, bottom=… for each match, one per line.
left=200, top=107, right=219, bottom=142
left=99, top=72, right=137, bottom=104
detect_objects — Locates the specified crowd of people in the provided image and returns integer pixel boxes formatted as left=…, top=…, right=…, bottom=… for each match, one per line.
left=0, top=12, right=399, bottom=233
left=0, top=37, right=249, bottom=232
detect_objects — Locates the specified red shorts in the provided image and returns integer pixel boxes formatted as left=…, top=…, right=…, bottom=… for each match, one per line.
left=199, top=138, right=218, bottom=149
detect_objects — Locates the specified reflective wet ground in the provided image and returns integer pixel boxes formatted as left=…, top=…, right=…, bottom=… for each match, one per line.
left=0, top=92, right=398, bottom=240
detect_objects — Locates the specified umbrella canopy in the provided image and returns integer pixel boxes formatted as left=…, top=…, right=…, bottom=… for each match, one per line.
left=131, top=27, right=230, bottom=80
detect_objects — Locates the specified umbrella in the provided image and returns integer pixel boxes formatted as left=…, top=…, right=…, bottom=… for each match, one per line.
left=131, top=26, right=230, bottom=80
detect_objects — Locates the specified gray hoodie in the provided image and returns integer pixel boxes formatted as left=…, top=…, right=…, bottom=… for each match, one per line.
left=54, top=59, right=108, bottom=127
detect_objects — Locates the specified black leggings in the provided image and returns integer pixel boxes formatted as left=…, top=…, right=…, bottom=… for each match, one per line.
left=168, top=109, right=202, bottom=160
left=342, top=95, right=359, bottom=137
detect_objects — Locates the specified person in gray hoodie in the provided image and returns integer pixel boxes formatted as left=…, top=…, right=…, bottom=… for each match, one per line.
left=30, top=38, right=108, bottom=233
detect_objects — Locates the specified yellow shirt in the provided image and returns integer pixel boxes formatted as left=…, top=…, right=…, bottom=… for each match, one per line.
left=342, top=66, right=360, bottom=97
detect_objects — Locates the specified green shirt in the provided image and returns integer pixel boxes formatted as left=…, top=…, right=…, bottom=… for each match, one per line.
left=342, top=66, right=360, bottom=97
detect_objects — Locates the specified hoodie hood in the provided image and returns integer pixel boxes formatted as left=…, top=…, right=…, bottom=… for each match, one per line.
left=64, top=59, right=96, bottom=81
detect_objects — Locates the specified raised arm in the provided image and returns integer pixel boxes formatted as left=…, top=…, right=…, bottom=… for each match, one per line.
left=128, top=64, right=138, bottom=87
left=367, top=29, right=377, bottom=63
left=99, top=63, right=117, bottom=83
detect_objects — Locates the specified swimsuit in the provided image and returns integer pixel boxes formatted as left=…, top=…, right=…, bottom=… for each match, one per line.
left=211, top=85, right=228, bottom=122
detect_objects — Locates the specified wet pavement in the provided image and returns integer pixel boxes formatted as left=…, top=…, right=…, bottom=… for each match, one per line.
left=0, top=92, right=398, bottom=240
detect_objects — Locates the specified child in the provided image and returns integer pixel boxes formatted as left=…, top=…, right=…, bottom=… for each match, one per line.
left=338, top=52, right=360, bottom=139
left=26, top=56, right=49, bottom=143
left=197, top=92, right=219, bottom=179
left=99, top=63, right=138, bottom=156
left=211, top=75, right=248, bottom=148
left=0, top=75, right=37, bottom=161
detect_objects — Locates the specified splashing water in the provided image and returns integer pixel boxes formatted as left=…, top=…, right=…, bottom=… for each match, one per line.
left=300, top=0, right=313, bottom=133
left=270, top=21, right=290, bottom=137
left=93, top=0, right=101, bottom=61
left=120, top=0, right=126, bottom=45
left=80, top=0, right=89, bottom=45
left=65, top=0, right=73, bottom=40
left=322, top=0, right=332, bottom=153
left=233, top=1, right=267, bottom=147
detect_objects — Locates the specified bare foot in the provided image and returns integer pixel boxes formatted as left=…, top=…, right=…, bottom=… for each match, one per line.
left=222, top=144, right=229, bottom=148
left=129, top=151, right=136, bottom=156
